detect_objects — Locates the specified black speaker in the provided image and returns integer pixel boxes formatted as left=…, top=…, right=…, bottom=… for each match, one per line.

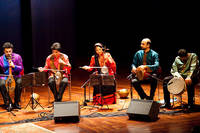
left=54, top=101, right=80, bottom=123
left=127, top=99, right=160, bottom=121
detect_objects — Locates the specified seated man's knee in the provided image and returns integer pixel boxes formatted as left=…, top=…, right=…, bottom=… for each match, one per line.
left=62, top=78, right=68, bottom=85
left=16, top=78, right=22, bottom=85
left=48, top=77, right=55, bottom=84
left=0, top=79, right=5, bottom=87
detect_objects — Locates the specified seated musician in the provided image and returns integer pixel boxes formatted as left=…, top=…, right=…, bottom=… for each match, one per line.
left=82, top=43, right=116, bottom=105
left=161, top=49, right=199, bottom=109
left=38, top=42, right=71, bottom=102
left=131, top=38, right=160, bottom=100
left=0, top=42, right=24, bottom=110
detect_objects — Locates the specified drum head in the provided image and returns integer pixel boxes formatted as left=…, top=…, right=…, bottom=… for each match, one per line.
left=136, top=68, right=144, bottom=81
left=167, top=77, right=186, bottom=95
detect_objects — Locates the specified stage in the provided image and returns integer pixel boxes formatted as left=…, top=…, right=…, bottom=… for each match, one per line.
left=0, top=69, right=200, bottom=133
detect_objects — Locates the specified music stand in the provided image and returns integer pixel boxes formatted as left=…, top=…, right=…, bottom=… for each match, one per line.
left=24, top=72, right=47, bottom=110
left=81, top=78, right=91, bottom=106
left=90, top=74, right=115, bottom=109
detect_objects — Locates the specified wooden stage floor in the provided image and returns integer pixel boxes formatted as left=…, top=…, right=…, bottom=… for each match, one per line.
left=0, top=69, right=200, bottom=133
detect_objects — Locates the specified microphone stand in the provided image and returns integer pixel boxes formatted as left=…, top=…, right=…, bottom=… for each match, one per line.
left=81, top=78, right=91, bottom=106
left=127, top=73, right=133, bottom=99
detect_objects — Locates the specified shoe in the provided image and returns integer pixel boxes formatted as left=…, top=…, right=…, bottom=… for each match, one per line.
left=1, top=104, right=8, bottom=109
left=160, top=103, right=171, bottom=109
left=57, top=95, right=62, bottom=102
left=145, top=96, right=152, bottom=100
left=13, top=103, right=21, bottom=109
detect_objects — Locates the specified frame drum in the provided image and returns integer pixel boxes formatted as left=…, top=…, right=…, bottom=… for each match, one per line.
left=167, top=77, right=186, bottom=95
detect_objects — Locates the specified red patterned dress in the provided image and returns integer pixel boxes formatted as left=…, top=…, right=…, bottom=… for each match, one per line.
left=88, top=52, right=116, bottom=105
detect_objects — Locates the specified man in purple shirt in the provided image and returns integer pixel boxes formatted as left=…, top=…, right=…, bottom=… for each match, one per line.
left=0, top=42, right=23, bottom=111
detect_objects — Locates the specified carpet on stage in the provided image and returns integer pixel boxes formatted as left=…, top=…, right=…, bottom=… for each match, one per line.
left=0, top=123, right=55, bottom=133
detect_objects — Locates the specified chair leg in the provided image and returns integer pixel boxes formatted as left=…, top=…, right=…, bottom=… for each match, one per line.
left=172, top=94, right=175, bottom=107
left=23, top=87, right=26, bottom=103
left=157, top=82, right=160, bottom=101
left=48, top=87, right=52, bottom=106
left=68, top=82, right=71, bottom=101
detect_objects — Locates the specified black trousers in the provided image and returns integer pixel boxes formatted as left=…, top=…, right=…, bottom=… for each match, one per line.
left=48, top=77, right=68, bottom=102
left=0, top=77, right=22, bottom=106
left=163, top=76, right=198, bottom=105
left=131, top=74, right=157, bottom=100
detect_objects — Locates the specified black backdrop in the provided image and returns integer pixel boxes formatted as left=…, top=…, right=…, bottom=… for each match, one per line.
left=0, top=0, right=199, bottom=76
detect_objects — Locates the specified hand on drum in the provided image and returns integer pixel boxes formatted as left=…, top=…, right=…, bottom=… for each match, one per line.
left=174, top=72, right=182, bottom=78
left=137, top=65, right=148, bottom=71
left=131, top=65, right=147, bottom=74
left=131, top=67, right=137, bottom=74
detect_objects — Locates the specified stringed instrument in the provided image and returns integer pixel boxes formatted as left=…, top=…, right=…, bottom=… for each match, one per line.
left=54, top=57, right=62, bottom=86
left=99, top=46, right=109, bottom=74
left=5, top=57, right=16, bottom=92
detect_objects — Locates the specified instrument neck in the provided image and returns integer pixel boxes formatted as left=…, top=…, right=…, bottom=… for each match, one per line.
left=50, top=53, right=63, bottom=70
left=58, top=57, right=61, bottom=70
left=8, top=58, right=13, bottom=76
left=98, top=53, right=106, bottom=67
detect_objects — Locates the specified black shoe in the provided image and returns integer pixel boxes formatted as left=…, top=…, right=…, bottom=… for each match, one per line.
left=160, top=103, right=171, bottom=109
left=13, top=103, right=21, bottom=109
left=0, top=104, right=8, bottom=109
left=57, top=95, right=62, bottom=102
left=145, top=96, right=152, bottom=100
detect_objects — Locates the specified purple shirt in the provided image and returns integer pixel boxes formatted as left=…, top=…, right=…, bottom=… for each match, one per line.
left=0, top=53, right=23, bottom=79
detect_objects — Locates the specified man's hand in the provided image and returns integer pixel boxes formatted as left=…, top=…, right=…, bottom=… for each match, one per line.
left=9, top=60, right=15, bottom=68
left=131, top=67, right=137, bottom=74
left=138, top=65, right=147, bottom=70
left=59, top=58, right=67, bottom=66
left=38, top=67, right=44, bottom=72
left=174, top=72, right=182, bottom=78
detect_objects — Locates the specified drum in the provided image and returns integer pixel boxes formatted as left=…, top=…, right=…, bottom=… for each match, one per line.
left=167, top=77, right=186, bottom=95
left=101, top=66, right=108, bottom=74
left=136, top=67, right=149, bottom=80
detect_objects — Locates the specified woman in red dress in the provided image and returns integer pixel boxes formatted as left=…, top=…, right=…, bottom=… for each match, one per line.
left=82, top=43, right=116, bottom=105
